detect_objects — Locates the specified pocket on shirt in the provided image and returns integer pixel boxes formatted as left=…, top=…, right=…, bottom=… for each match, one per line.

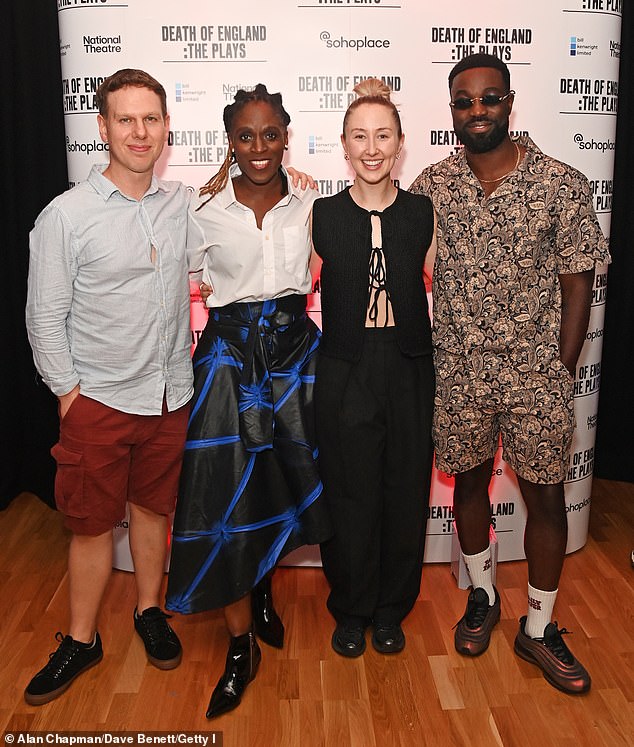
left=283, top=225, right=310, bottom=277
left=165, top=216, right=187, bottom=260
left=51, top=442, right=88, bottom=518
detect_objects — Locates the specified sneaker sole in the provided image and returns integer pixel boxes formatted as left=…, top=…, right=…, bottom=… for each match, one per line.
left=514, top=639, right=591, bottom=695
left=147, top=649, right=183, bottom=670
left=24, top=652, right=103, bottom=706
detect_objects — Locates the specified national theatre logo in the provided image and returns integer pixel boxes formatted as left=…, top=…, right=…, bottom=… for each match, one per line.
left=82, top=34, right=122, bottom=54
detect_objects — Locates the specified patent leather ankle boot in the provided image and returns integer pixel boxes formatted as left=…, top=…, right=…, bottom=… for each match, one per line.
left=206, top=631, right=261, bottom=719
left=251, top=575, right=285, bottom=649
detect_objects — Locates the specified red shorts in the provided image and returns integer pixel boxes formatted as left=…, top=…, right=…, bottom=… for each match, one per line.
left=51, top=394, right=190, bottom=536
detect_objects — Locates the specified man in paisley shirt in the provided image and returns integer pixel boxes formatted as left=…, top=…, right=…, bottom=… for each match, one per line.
left=410, top=53, right=610, bottom=694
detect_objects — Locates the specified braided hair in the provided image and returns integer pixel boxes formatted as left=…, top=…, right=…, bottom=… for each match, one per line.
left=197, top=84, right=291, bottom=210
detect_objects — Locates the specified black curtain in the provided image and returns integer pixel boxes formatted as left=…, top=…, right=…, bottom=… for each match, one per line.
left=1, top=5, right=632, bottom=511
left=594, top=4, right=634, bottom=482
left=1, top=0, right=67, bottom=508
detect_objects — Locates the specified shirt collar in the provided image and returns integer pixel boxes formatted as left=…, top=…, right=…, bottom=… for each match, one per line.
left=454, top=135, right=540, bottom=177
left=87, top=163, right=167, bottom=202
left=216, top=162, right=306, bottom=210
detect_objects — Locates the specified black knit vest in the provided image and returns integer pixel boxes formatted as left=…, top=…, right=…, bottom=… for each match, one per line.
left=312, top=187, right=434, bottom=362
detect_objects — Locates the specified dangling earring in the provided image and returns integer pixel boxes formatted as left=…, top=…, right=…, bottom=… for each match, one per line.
left=344, top=153, right=349, bottom=160
left=396, top=152, right=401, bottom=160
left=284, top=145, right=288, bottom=151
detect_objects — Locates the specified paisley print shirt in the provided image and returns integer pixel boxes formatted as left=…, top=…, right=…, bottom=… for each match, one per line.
left=409, top=136, right=610, bottom=373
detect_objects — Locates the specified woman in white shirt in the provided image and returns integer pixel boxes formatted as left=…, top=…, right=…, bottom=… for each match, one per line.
left=166, top=85, right=331, bottom=719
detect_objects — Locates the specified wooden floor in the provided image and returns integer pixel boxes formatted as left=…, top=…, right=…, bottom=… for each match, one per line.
left=1, top=478, right=632, bottom=747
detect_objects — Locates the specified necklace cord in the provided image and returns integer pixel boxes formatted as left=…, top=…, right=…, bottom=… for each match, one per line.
left=476, top=142, right=521, bottom=184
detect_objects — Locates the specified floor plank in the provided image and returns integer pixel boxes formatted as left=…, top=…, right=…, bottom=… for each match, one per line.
left=1, top=478, right=633, bottom=746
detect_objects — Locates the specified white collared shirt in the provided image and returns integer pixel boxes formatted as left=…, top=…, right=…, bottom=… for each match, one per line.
left=187, top=164, right=319, bottom=307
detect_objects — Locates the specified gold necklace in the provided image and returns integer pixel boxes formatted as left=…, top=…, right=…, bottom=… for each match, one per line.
left=476, top=142, right=521, bottom=184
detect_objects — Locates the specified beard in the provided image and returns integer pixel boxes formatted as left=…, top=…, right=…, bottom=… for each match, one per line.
left=454, top=114, right=509, bottom=154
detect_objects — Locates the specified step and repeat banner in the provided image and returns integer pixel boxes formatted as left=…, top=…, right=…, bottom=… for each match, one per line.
left=56, top=0, right=621, bottom=565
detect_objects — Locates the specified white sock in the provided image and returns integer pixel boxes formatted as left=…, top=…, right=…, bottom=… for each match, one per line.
left=462, top=546, right=495, bottom=605
left=524, top=583, right=558, bottom=638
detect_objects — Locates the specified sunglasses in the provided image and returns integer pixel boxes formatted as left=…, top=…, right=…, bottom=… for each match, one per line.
left=449, top=91, right=515, bottom=111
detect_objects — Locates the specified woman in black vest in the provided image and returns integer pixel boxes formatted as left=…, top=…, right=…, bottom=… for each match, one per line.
left=312, top=79, right=435, bottom=656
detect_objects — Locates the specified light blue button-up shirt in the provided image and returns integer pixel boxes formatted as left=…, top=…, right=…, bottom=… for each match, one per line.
left=26, top=164, right=193, bottom=415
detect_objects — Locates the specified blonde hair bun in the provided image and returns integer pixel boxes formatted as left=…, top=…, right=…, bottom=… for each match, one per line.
left=342, top=77, right=402, bottom=138
left=353, top=77, right=392, bottom=101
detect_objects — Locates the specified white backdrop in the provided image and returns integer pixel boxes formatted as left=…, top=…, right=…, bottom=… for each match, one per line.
left=55, top=0, right=621, bottom=565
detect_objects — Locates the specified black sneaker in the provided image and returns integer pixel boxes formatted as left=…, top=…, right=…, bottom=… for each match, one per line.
left=372, top=623, right=405, bottom=654
left=134, top=607, right=182, bottom=669
left=24, top=632, right=103, bottom=705
left=514, top=616, right=591, bottom=694
left=331, top=624, right=366, bottom=658
left=454, top=586, right=501, bottom=656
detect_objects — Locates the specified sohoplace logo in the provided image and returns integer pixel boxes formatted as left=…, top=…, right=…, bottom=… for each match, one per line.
left=573, top=133, right=615, bottom=153
left=66, top=136, right=108, bottom=155
left=319, top=30, right=390, bottom=51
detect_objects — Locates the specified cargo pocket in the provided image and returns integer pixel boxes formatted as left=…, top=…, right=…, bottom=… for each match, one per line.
left=51, top=442, right=87, bottom=518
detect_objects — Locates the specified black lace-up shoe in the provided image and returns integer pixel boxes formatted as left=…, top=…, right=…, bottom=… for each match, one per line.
left=454, top=586, right=501, bottom=656
left=24, top=632, right=103, bottom=705
left=372, top=623, right=405, bottom=654
left=514, top=616, right=591, bottom=694
left=331, top=624, right=366, bottom=658
left=134, top=607, right=182, bottom=669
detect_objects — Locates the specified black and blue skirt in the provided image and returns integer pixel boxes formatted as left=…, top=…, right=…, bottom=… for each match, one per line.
left=166, top=295, right=331, bottom=613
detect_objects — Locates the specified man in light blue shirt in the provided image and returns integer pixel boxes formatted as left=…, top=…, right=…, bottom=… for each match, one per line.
left=24, top=69, right=193, bottom=705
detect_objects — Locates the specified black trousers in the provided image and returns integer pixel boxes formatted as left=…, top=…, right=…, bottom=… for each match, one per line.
left=316, top=328, right=435, bottom=627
